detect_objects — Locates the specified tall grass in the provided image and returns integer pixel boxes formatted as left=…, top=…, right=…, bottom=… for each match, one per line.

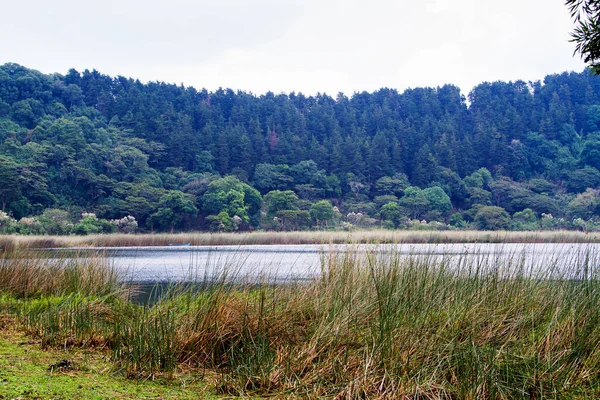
left=2, top=245, right=600, bottom=398
left=1, top=229, right=598, bottom=250
left=0, top=249, right=121, bottom=298
left=0, top=249, right=126, bottom=350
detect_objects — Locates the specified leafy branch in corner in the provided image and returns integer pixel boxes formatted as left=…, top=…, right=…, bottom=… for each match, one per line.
left=567, top=0, right=600, bottom=73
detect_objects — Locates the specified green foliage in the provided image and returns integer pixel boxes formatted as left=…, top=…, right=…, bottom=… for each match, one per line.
left=149, top=191, right=197, bottom=232
left=527, top=178, right=557, bottom=194
left=73, top=213, right=114, bottom=235
left=463, top=168, right=492, bottom=189
left=263, top=190, right=299, bottom=215
left=511, top=208, right=539, bottom=231
left=205, top=211, right=236, bottom=232
left=449, top=212, right=467, bottom=227
left=379, top=202, right=404, bottom=228
left=567, top=0, right=600, bottom=73
left=580, top=137, right=600, bottom=169
left=489, top=178, right=558, bottom=215
left=0, top=155, right=21, bottom=211
left=253, top=163, right=292, bottom=192
left=467, top=187, right=492, bottom=207
left=398, top=187, right=431, bottom=219
left=436, top=168, right=468, bottom=205
left=274, top=209, right=311, bottom=230
left=201, top=176, right=261, bottom=227
left=35, top=209, right=73, bottom=235
left=374, top=175, right=408, bottom=197
left=373, top=195, right=399, bottom=209
left=567, top=188, right=600, bottom=219
left=195, top=150, right=216, bottom=173
left=474, top=206, right=511, bottom=230
left=123, top=196, right=155, bottom=224
left=310, top=200, right=334, bottom=227
left=0, top=62, right=600, bottom=231
left=422, top=186, right=452, bottom=215
left=565, top=167, right=600, bottom=193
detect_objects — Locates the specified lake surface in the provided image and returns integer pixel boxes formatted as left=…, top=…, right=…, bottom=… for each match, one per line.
left=42, top=243, right=600, bottom=283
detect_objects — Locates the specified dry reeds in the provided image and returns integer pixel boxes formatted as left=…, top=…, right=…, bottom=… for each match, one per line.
left=2, top=229, right=598, bottom=249
left=0, top=249, right=121, bottom=298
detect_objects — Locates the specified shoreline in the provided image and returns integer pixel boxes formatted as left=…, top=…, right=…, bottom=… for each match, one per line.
left=0, top=229, right=598, bottom=249
left=2, top=247, right=600, bottom=398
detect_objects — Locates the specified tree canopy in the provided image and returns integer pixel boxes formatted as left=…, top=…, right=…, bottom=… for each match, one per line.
left=0, top=62, right=600, bottom=233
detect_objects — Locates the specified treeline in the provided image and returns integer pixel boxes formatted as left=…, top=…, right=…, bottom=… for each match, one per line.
left=1, top=63, right=600, bottom=233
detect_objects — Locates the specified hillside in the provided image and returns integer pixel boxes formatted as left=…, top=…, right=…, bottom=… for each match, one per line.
left=0, top=63, right=599, bottom=233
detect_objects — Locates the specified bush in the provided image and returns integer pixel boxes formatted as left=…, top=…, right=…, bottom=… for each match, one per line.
left=35, top=209, right=74, bottom=235
left=17, top=217, right=46, bottom=235
left=379, top=202, right=403, bottom=228
left=474, top=206, right=510, bottom=230
left=205, top=211, right=235, bottom=232
left=511, top=208, right=539, bottom=231
left=449, top=212, right=467, bottom=228
left=310, top=200, right=334, bottom=227
left=73, top=213, right=115, bottom=235
left=0, top=211, right=17, bottom=234
left=111, top=216, right=138, bottom=234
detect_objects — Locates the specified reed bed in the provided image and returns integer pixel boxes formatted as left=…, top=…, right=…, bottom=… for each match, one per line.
left=1, top=246, right=600, bottom=398
left=0, top=249, right=121, bottom=298
left=1, top=229, right=599, bottom=250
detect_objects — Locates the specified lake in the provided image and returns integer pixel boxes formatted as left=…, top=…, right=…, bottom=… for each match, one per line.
left=40, top=242, right=600, bottom=283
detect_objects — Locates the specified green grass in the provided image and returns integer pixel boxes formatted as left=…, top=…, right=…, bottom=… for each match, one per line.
left=0, top=328, right=216, bottom=399
left=1, top=246, right=600, bottom=398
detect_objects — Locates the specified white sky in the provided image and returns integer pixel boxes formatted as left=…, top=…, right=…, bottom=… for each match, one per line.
left=0, top=0, right=586, bottom=96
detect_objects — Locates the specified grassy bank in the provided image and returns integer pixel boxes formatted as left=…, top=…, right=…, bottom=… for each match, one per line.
left=1, top=229, right=599, bottom=249
left=0, top=326, right=214, bottom=399
left=1, top=247, right=600, bottom=398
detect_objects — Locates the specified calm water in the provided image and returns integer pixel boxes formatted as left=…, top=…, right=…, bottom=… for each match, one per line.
left=40, top=243, right=600, bottom=283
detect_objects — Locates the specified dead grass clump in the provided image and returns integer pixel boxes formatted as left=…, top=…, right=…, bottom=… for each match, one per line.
left=0, top=237, right=16, bottom=251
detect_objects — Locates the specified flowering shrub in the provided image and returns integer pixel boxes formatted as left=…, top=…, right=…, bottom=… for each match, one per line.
left=111, top=215, right=138, bottom=233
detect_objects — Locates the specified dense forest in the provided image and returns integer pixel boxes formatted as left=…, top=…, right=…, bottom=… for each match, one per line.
left=1, top=63, right=600, bottom=233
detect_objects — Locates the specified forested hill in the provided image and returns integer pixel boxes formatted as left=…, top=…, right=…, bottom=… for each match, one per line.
left=1, top=62, right=600, bottom=233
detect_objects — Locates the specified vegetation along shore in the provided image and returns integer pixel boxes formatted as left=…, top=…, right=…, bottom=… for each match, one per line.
left=1, top=245, right=600, bottom=398
left=0, top=229, right=599, bottom=249
left=2, top=64, right=600, bottom=236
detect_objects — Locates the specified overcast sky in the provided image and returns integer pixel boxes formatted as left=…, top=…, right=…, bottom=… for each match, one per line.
left=0, top=0, right=586, bottom=96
